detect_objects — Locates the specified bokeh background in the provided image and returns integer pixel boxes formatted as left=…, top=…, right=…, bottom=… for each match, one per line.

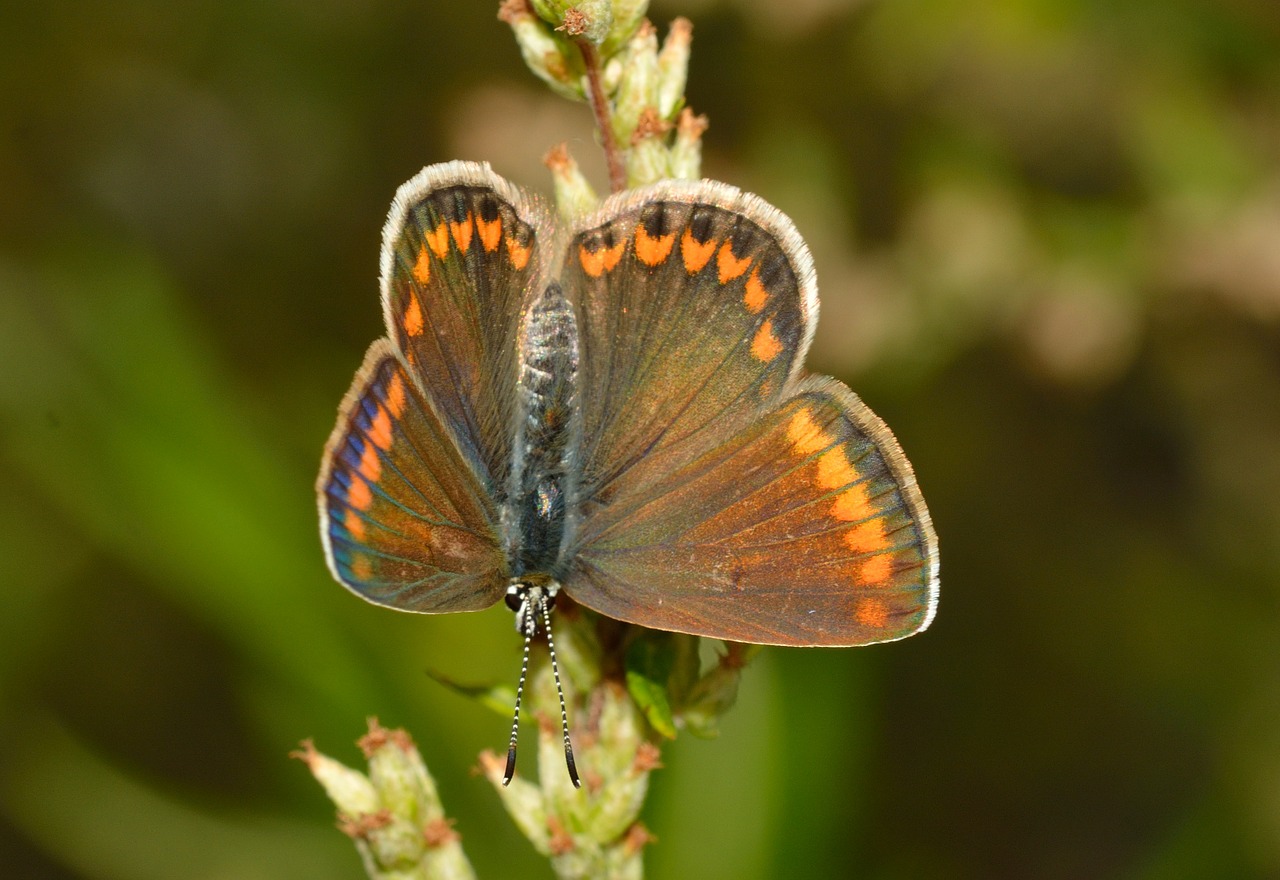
left=3, top=0, right=1280, bottom=877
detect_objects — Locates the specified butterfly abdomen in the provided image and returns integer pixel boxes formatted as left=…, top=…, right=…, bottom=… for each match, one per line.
left=509, top=281, right=580, bottom=576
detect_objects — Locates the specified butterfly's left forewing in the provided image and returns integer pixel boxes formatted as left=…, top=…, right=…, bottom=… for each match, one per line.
left=565, top=182, right=813, bottom=508
left=564, top=189, right=938, bottom=646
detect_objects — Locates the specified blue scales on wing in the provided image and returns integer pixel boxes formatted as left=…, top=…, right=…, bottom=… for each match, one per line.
left=318, top=340, right=507, bottom=611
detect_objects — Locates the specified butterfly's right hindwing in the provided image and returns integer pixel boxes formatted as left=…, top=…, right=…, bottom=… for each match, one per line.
left=318, top=340, right=508, bottom=612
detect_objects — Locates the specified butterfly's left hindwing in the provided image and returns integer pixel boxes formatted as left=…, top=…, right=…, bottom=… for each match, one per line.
left=569, top=377, right=937, bottom=645
left=318, top=339, right=508, bottom=613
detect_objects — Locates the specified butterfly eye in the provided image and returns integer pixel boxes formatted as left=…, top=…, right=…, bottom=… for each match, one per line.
left=504, top=583, right=524, bottom=613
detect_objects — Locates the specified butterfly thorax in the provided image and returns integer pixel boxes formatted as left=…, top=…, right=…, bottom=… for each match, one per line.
left=506, top=280, right=580, bottom=578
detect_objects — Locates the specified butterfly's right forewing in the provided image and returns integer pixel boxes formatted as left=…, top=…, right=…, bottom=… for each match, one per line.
left=564, top=183, right=813, bottom=508
left=380, top=161, right=547, bottom=495
left=319, top=162, right=550, bottom=613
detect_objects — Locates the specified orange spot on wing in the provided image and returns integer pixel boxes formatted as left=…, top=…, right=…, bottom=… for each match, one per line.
left=579, top=245, right=603, bottom=276
left=845, top=520, right=888, bottom=554
left=403, top=297, right=424, bottom=337
left=751, top=319, right=782, bottom=362
left=347, top=476, right=372, bottom=511
left=477, top=216, right=502, bottom=251
left=815, top=447, right=856, bottom=490
left=506, top=236, right=531, bottom=269
left=344, top=508, right=366, bottom=542
left=681, top=229, right=716, bottom=273
left=368, top=406, right=394, bottom=451
left=385, top=373, right=407, bottom=418
left=860, top=554, right=893, bottom=584
left=787, top=410, right=832, bottom=456
left=743, top=267, right=768, bottom=313
left=358, top=442, right=382, bottom=483
left=717, top=240, right=753, bottom=283
left=602, top=239, right=627, bottom=270
left=634, top=224, right=675, bottom=266
left=830, top=481, right=875, bottom=521
left=425, top=223, right=450, bottom=259
left=855, top=596, right=889, bottom=628
left=579, top=238, right=627, bottom=277
left=412, top=245, right=431, bottom=284
left=451, top=214, right=473, bottom=252
left=351, top=555, right=373, bottom=581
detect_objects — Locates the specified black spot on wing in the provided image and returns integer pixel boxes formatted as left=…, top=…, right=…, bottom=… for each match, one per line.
left=688, top=204, right=717, bottom=244
left=728, top=218, right=758, bottom=257
left=756, top=248, right=794, bottom=291
left=478, top=193, right=501, bottom=222
left=640, top=202, right=671, bottom=238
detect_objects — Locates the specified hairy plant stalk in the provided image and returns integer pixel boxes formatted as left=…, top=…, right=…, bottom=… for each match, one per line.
left=577, top=39, right=627, bottom=192
left=305, top=4, right=751, bottom=876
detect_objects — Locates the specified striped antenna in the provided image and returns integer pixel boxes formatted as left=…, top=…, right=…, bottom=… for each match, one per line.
left=502, top=581, right=580, bottom=788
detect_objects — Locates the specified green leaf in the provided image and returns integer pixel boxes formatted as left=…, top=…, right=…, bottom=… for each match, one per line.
left=624, top=634, right=678, bottom=739
left=426, top=670, right=516, bottom=719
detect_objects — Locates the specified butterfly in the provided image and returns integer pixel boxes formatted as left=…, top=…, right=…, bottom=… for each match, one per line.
left=317, top=161, right=939, bottom=786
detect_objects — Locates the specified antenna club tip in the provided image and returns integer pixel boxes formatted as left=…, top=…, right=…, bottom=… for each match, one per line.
left=503, top=746, right=518, bottom=786
left=565, top=748, right=581, bottom=788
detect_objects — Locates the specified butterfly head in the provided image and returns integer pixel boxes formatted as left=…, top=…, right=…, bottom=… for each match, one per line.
left=505, top=574, right=560, bottom=637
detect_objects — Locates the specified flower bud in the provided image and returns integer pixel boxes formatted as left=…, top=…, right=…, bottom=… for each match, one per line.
left=546, top=144, right=600, bottom=220
left=656, top=18, right=692, bottom=119
left=601, top=0, right=650, bottom=55
left=361, top=721, right=441, bottom=823
left=293, top=740, right=381, bottom=817
left=362, top=814, right=427, bottom=867
left=611, top=21, right=659, bottom=144
left=669, top=108, right=708, bottom=181
left=680, top=641, right=759, bottom=736
left=480, top=749, right=552, bottom=854
left=625, top=109, right=672, bottom=188
left=500, top=0, right=586, bottom=100
left=531, top=0, right=613, bottom=45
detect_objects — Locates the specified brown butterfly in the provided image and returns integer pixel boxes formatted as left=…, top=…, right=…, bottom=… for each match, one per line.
left=318, top=162, right=939, bottom=785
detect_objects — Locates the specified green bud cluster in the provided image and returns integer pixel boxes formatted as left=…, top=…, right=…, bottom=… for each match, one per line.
left=463, top=609, right=755, bottom=878
left=500, top=0, right=706, bottom=201
left=295, top=722, right=476, bottom=880
left=473, top=612, right=654, bottom=880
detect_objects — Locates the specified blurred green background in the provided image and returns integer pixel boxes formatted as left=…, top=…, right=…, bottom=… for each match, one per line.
left=3, top=0, right=1279, bottom=877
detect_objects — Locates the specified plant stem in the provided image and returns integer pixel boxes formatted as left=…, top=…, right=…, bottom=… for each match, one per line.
left=577, top=39, right=626, bottom=192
